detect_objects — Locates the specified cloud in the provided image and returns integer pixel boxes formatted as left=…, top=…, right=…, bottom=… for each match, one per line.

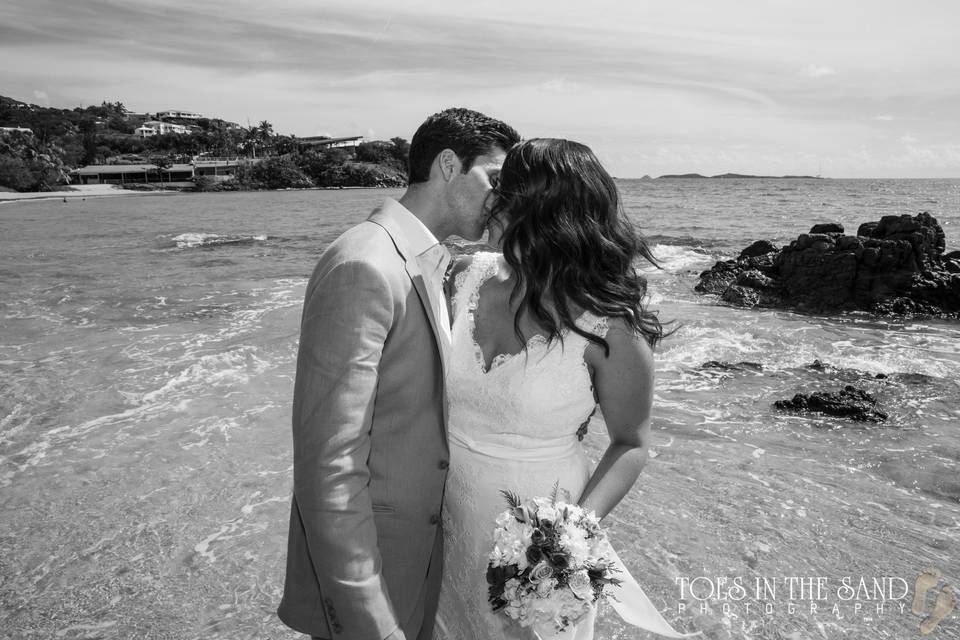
left=800, top=64, right=837, bottom=78
left=539, top=79, right=584, bottom=94
left=4, top=0, right=960, bottom=177
left=899, top=134, right=918, bottom=144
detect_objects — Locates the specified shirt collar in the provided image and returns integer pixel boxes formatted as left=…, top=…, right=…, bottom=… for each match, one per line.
left=377, top=197, right=440, bottom=256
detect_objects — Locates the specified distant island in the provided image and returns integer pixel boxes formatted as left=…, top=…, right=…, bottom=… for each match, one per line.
left=657, top=173, right=822, bottom=179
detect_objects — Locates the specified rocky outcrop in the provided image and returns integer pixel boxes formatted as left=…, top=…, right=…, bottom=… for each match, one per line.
left=774, top=385, right=888, bottom=423
left=700, top=360, right=763, bottom=372
left=696, top=212, right=960, bottom=317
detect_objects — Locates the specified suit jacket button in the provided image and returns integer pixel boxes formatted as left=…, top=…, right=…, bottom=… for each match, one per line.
left=438, top=459, right=449, bottom=469
left=429, top=513, right=441, bottom=525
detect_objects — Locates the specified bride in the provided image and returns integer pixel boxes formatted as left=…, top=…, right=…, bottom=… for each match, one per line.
left=434, top=138, right=693, bottom=640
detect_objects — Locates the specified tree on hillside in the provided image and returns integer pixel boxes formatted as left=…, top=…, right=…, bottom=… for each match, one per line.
left=100, top=101, right=126, bottom=115
left=390, top=136, right=410, bottom=168
left=274, top=134, right=300, bottom=156
left=355, top=138, right=408, bottom=175
left=257, top=120, right=273, bottom=141
left=193, top=121, right=244, bottom=157
left=107, top=113, right=134, bottom=134
left=249, top=156, right=313, bottom=189
left=146, top=155, right=170, bottom=183
left=293, top=147, right=352, bottom=185
left=0, top=130, right=68, bottom=191
left=241, top=121, right=275, bottom=158
left=79, top=119, right=97, bottom=165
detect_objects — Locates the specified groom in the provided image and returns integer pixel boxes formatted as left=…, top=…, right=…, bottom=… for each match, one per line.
left=278, top=108, right=520, bottom=640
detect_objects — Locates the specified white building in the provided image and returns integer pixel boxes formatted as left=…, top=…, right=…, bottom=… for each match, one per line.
left=156, top=110, right=202, bottom=120
left=300, top=135, right=365, bottom=149
left=135, top=121, right=192, bottom=138
left=71, top=163, right=195, bottom=185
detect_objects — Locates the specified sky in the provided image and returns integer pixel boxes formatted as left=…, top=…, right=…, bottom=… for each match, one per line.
left=3, top=0, right=959, bottom=178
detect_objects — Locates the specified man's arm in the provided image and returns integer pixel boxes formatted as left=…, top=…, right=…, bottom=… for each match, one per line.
left=292, top=258, right=402, bottom=640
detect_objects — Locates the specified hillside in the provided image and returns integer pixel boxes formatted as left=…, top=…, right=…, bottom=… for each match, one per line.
left=0, top=95, right=408, bottom=191
left=657, top=172, right=821, bottom=179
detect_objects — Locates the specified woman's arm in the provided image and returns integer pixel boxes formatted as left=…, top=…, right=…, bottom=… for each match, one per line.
left=577, top=318, right=655, bottom=519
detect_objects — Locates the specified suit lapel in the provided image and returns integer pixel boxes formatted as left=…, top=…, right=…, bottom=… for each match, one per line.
left=367, top=211, right=451, bottom=380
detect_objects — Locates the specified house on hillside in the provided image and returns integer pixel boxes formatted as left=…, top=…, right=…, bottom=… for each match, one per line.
left=72, top=158, right=258, bottom=184
left=157, top=110, right=202, bottom=120
left=71, top=163, right=195, bottom=185
left=193, top=157, right=256, bottom=179
left=135, top=121, right=192, bottom=138
left=299, top=135, right=364, bottom=149
left=0, top=127, right=33, bottom=136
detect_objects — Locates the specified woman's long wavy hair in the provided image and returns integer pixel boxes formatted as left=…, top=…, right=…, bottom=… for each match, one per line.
left=488, top=138, right=665, bottom=353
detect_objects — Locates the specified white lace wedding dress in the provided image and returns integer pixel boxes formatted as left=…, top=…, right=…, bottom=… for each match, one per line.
left=434, top=252, right=696, bottom=640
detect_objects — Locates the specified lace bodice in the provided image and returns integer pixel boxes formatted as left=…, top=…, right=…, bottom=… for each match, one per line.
left=446, top=252, right=608, bottom=458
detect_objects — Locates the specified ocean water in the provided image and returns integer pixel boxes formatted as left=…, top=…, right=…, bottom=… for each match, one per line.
left=1, top=179, right=959, bottom=640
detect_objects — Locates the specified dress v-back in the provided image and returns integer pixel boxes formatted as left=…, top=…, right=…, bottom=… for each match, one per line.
left=434, top=252, right=697, bottom=640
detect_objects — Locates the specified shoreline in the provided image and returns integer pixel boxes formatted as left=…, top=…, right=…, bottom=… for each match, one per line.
left=0, top=184, right=182, bottom=205
left=0, top=184, right=402, bottom=205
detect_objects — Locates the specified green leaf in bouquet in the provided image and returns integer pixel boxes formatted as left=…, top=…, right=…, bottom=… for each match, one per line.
left=500, top=489, right=522, bottom=511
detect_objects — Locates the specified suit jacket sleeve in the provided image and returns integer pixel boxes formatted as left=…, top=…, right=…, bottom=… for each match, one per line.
left=292, top=258, right=399, bottom=640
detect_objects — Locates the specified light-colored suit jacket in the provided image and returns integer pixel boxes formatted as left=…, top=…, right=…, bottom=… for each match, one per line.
left=278, top=206, right=450, bottom=640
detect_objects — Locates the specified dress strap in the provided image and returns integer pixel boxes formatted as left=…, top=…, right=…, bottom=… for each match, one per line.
left=575, top=311, right=610, bottom=340
left=571, top=312, right=609, bottom=441
left=451, top=252, right=500, bottom=321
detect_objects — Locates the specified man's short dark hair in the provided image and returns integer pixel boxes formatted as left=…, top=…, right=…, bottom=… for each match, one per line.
left=407, top=108, right=520, bottom=184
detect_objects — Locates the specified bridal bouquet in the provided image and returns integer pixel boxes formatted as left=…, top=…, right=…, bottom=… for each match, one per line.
left=486, top=489, right=621, bottom=636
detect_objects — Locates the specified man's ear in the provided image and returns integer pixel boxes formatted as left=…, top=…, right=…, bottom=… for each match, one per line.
left=437, top=149, right=462, bottom=181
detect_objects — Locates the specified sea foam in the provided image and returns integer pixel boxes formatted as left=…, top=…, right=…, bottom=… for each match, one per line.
left=170, top=232, right=268, bottom=249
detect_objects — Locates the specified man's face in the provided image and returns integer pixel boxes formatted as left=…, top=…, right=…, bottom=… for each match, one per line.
left=446, top=146, right=507, bottom=241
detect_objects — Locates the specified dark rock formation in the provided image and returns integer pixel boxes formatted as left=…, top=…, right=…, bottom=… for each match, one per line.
left=700, top=360, right=764, bottom=372
left=774, top=385, right=888, bottom=423
left=740, top=240, right=779, bottom=259
left=809, top=223, right=844, bottom=234
left=803, top=359, right=889, bottom=380
left=696, top=212, right=960, bottom=318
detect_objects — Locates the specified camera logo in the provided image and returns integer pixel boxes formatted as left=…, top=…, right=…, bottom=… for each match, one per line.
left=912, top=567, right=956, bottom=635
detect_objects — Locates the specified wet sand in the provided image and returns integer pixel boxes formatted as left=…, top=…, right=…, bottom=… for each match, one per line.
left=0, top=184, right=179, bottom=203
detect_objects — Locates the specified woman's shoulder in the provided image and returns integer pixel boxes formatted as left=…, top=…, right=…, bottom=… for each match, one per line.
left=583, top=316, right=654, bottom=368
